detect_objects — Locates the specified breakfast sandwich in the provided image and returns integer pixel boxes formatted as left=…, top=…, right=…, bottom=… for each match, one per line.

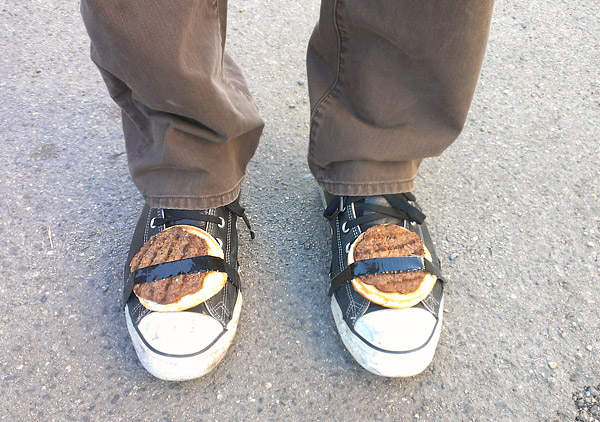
left=129, top=225, right=227, bottom=312
left=347, top=224, right=437, bottom=309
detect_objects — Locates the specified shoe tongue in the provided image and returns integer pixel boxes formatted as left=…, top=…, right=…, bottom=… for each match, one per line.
left=163, top=209, right=210, bottom=230
left=359, top=196, right=406, bottom=228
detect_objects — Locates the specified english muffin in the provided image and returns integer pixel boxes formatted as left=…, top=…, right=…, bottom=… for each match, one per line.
left=130, top=225, right=227, bottom=312
left=348, top=224, right=436, bottom=309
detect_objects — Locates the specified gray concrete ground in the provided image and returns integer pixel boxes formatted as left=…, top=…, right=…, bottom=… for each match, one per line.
left=1, top=0, right=599, bottom=421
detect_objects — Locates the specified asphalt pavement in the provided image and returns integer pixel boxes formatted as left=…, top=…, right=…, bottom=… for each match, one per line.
left=1, top=1, right=599, bottom=421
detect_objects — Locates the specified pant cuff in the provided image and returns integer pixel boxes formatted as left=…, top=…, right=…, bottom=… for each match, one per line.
left=142, top=181, right=243, bottom=210
left=317, top=178, right=416, bottom=196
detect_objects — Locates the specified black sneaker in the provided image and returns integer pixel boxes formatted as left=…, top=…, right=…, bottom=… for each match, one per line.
left=122, top=197, right=253, bottom=381
left=322, top=192, right=445, bottom=377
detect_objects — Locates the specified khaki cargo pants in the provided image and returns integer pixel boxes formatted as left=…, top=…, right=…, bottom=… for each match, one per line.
left=81, top=0, right=493, bottom=209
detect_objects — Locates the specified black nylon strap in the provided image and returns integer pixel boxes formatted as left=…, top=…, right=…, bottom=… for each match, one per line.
left=123, top=256, right=240, bottom=306
left=329, top=256, right=442, bottom=296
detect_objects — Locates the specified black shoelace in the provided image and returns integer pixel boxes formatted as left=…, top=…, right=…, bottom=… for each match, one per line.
left=323, top=193, right=426, bottom=231
left=151, top=197, right=255, bottom=239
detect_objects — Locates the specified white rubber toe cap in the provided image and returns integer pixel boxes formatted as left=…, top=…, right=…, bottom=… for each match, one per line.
left=125, top=293, right=242, bottom=381
left=137, top=311, right=224, bottom=356
left=332, top=295, right=444, bottom=377
left=354, top=306, right=438, bottom=352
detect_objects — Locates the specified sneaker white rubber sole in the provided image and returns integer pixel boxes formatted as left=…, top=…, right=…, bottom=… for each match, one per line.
left=331, top=294, right=443, bottom=377
left=125, top=292, right=242, bottom=381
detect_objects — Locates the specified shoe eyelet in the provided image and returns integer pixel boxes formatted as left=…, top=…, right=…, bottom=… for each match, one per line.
left=149, top=217, right=157, bottom=229
left=218, top=216, right=226, bottom=228
left=341, top=222, right=350, bottom=233
left=410, top=221, right=417, bottom=226
left=216, top=238, right=223, bottom=249
left=345, top=243, right=351, bottom=254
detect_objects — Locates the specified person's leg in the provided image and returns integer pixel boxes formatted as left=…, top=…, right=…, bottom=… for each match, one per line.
left=81, top=0, right=260, bottom=380
left=309, top=0, right=494, bottom=376
left=307, top=0, right=493, bottom=195
left=81, top=0, right=263, bottom=210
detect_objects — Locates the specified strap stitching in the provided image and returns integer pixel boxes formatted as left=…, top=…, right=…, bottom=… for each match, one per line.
left=421, top=292, right=440, bottom=316
left=220, top=281, right=228, bottom=322
left=349, top=202, right=361, bottom=241
left=347, top=203, right=366, bottom=321
left=226, top=212, right=232, bottom=263
left=143, top=208, right=152, bottom=244
left=344, top=282, right=359, bottom=321
left=336, top=215, right=343, bottom=273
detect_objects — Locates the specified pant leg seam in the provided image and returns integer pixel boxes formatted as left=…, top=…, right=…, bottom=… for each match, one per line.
left=309, top=0, right=343, bottom=119
left=216, top=0, right=256, bottom=105
left=309, top=0, right=346, bottom=182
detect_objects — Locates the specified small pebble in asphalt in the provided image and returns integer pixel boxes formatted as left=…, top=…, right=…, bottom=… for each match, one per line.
left=449, top=253, right=459, bottom=260
left=574, top=385, right=600, bottom=421
left=548, top=361, right=558, bottom=369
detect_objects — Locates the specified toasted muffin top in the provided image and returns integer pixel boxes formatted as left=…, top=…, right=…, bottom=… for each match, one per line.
left=130, top=226, right=221, bottom=306
left=352, top=224, right=426, bottom=295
